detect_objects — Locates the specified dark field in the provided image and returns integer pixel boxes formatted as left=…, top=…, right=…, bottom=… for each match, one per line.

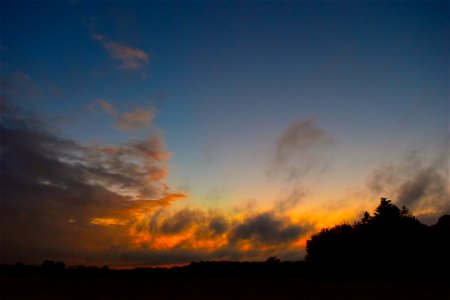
left=1, top=263, right=449, bottom=300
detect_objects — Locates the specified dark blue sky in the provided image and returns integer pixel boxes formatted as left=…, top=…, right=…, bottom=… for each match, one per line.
left=1, top=0, right=448, bottom=207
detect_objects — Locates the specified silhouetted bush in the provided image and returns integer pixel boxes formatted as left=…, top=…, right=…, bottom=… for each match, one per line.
left=266, top=256, right=281, bottom=264
left=305, top=198, right=449, bottom=276
left=41, top=260, right=66, bottom=271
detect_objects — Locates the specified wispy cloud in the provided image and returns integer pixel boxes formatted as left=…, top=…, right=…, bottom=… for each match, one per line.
left=91, top=34, right=149, bottom=70
left=1, top=71, right=42, bottom=102
left=115, top=106, right=156, bottom=131
left=93, top=98, right=117, bottom=115
left=367, top=151, right=449, bottom=223
left=90, top=99, right=155, bottom=131
left=267, top=118, right=334, bottom=182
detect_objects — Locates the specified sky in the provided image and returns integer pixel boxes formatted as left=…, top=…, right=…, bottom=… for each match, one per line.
left=1, top=1, right=449, bottom=267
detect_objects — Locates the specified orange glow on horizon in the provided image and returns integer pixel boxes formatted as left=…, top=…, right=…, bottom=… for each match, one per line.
left=91, top=217, right=127, bottom=226
left=85, top=192, right=373, bottom=266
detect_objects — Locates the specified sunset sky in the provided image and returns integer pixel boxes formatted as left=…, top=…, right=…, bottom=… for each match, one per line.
left=1, top=1, right=448, bottom=267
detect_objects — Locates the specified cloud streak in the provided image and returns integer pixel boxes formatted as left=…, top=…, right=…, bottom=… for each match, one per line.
left=91, top=34, right=149, bottom=70
left=91, top=99, right=156, bottom=131
left=93, top=99, right=117, bottom=115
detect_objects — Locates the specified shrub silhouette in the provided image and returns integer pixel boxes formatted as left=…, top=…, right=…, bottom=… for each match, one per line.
left=266, top=256, right=281, bottom=264
left=41, top=260, right=66, bottom=271
left=305, top=198, right=448, bottom=275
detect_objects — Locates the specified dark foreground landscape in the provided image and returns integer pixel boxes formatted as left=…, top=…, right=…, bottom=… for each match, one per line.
left=1, top=260, right=449, bottom=300
left=2, top=199, right=449, bottom=300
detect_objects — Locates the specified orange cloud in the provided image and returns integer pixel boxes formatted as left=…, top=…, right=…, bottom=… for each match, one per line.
left=129, top=193, right=188, bottom=213
left=94, top=99, right=117, bottom=115
left=120, top=204, right=313, bottom=264
left=0, top=101, right=185, bottom=266
left=89, top=99, right=156, bottom=132
left=1, top=102, right=357, bottom=268
left=91, top=217, right=127, bottom=226
left=115, top=107, right=156, bottom=131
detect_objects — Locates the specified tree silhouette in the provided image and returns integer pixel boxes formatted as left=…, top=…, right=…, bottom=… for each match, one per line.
left=305, top=198, right=447, bottom=276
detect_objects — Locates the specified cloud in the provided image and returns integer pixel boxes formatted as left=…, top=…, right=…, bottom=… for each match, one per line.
left=208, top=216, right=229, bottom=234
left=115, top=107, right=156, bottom=131
left=141, top=207, right=228, bottom=242
left=91, top=34, right=149, bottom=70
left=1, top=71, right=62, bottom=108
left=396, top=168, right=445, bottom=208
left=1, top=71, right=42, bottom=103
left=274, top=188, right=306, bottom=212
left=90, top=99, right=155, bottom=131
left=0, top=101, right=314, bottom=267
left=268, top=118, right=333, bottom=182
left=159, top=209, right=203, bottom=235
left=367, top=152, right=449, bottom=223
left=229, top=212, right=306, bottom=246
left=0, top=101, right=185, bottom=265
left=127, top=203, right=311, bottom=262
left=92, top=99, right=117, bottom=115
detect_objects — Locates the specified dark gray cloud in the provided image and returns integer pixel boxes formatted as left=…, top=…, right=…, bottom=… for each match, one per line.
left=229, top=212, right=306, bottom=246
left=397, top=167, right=446, bottom=207
left=208, top=216, right=228, bottom=235
left=145, top=207, right=230, bottom=238
left=367, top=152, right=449, bottom=223
left=160, top=209, right=202, bottom=234
left=0, top=101, right=183, bottom=265
left=268, top=118, right=333, bottom=182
